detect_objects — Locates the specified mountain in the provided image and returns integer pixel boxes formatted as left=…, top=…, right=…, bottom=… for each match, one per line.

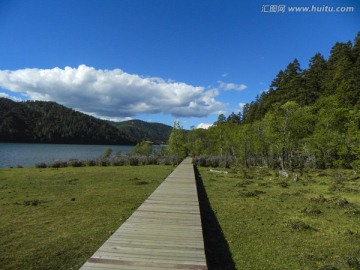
left=109, top=119, right=172, bottom=145
left=0, top=98, right=138, bottom=145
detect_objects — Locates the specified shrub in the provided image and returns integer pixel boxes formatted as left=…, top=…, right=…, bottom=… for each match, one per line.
left=205, top=156, right=216, bottom=167
left=300, top=206, right=322, bottom=215
left=96, top=158, right=110, bottom=166
left=50, top=160, right=68, bottom=168
left=129, top=156, right=139, bottom=166
left=50, top=162, right=61, bottom=168
left=69, top=159, right=85, bottom=167
left=86, top=159, right=96, bottom=166
left=33, top=155, right=180, bottom=168
left=279, top=181, right=290, bottom=188
left=194, top=156, right=208, bottom=167
left=138, top=156, right=148, bottom=165
left=287, top=219, right=314, bottom=231
left=35, top=162, right=47, bottom=168
left=157, top=157, right=168, bottom=165
left=132, top=141, right=152, bottom=156
left=103, top=148, right=113, bottom=158
left=329, top=197, right=350, bottom=207
left=111, top=157, right=126, bottom=166
left=158, top=155, right=179, bottom=165
left=193, top=155, right=236, bottom=168
left=345, top=207, right=360, bottom=215
left=311, top=195, right=328, bottom=204
left=347, top=257, right=360, bottom=269
left=310, top=195, right=351, bottom=208
left=146, top=156, right=157, bottom=165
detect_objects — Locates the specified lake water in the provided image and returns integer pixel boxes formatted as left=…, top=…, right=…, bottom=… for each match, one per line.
left=0, top=143, right=135, bottom=168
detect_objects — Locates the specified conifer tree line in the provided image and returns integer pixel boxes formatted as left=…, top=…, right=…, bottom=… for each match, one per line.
left=175, top=33, right=360, bottom=171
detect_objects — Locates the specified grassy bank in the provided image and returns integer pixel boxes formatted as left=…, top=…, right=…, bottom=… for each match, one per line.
left=198, top=167, right=360, bottom=270
left=0, top=165, right=173, bottom=270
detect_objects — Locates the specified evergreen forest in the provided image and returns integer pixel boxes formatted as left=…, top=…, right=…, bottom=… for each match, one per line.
left=170, top=33, right=360, bottom=171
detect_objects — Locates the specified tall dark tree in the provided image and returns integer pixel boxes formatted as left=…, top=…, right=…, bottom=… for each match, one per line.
left=349, top=32, right=360, bottom=106
left=270, top=70, right=284, bottom=89
left=324, top=41, right=353, bottom=103
left=215, top=114, right=226, bottom=125
left=226, top=112, right=241, bottom=125
left=302, top=53, right=327, bottom=104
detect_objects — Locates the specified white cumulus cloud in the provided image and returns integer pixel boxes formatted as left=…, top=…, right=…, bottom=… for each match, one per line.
left=0, top=65, right=224, bottom=119
left=218, top=81, right=247, bottom=91
left=197, top=123, right=213, bottom=129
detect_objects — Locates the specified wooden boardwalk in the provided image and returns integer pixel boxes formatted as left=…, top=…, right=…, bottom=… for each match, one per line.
left=79, top=157, right=208, bottom=270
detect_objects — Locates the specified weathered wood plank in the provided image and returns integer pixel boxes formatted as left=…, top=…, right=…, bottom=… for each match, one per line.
left=79, top=157, right=207, bottom=270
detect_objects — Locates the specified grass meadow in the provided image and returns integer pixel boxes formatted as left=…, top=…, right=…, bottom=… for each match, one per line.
left=1, top=164, right=360, bottom=270
left=0, top=165, right=173, bottom=270
left=198, top=167, right=360, bottom=270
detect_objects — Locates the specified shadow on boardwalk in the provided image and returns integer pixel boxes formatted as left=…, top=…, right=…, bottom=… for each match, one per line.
left=194, top=165, right=236, bottom=270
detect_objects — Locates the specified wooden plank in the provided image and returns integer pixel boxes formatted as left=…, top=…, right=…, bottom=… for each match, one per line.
left=79, top=157, right=207, bottom=270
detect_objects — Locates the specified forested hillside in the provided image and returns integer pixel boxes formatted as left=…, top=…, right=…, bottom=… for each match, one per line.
left=176, top=33, right=360, bottom=171
left=109, top=119, right=172, bottom=145
left=242, top=32, right=360, bottom=123
left=0, top=98, right=136, bottom=145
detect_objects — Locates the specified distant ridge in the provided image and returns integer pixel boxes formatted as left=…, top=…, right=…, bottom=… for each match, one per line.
left=109, top=119, right=172, bottom=145
left=0, top=98, right=172, bottom=145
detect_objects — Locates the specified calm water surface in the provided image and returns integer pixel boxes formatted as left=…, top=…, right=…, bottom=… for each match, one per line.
left=0, top=143, right=134, bottom=168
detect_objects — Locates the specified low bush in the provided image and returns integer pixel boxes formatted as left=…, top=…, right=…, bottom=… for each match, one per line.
left=49, top=160, right=68, bottom=168
left=311, top=195, right=351, bottom=208
left=69, top=159, right=85, bottom=167
left=35, top=162, right=47, bottom=168
left=86, top=159, right=96, bottom=166
left=33, top=155, right=184, bottom=168
left=128, top=156, right=139, bottom=166
left=111, top=157, right=126, bottom=166
left=193, top=155, right=236, bottom=168
left=278, top=181, right=290, bottom=188
left=287, top=219, right=315, bottom=231
left=300, top=206, right=322, bottom=215
left=96, top=158, right=110, bottom=166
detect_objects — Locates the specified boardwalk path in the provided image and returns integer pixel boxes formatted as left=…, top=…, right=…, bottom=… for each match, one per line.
left=80, top=157, right=208, bottom=270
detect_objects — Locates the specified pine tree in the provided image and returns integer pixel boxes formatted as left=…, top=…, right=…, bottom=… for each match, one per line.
left=303, top=53, right=327, bottom=104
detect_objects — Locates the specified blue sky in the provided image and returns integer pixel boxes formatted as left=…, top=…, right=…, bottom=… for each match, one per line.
left=0, top=0, right=359, bottom=129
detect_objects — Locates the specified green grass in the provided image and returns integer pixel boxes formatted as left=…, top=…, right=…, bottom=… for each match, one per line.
left=0, top=165, right=173, bottom=270
left=199, top=167, right=360, bottom=270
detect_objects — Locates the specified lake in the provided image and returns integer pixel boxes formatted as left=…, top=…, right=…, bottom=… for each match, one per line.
left=0, top=143, right=135, bottom=168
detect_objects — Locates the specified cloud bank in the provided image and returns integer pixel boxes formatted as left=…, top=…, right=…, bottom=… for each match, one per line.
left=0, top=65, right=224, bottom=120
